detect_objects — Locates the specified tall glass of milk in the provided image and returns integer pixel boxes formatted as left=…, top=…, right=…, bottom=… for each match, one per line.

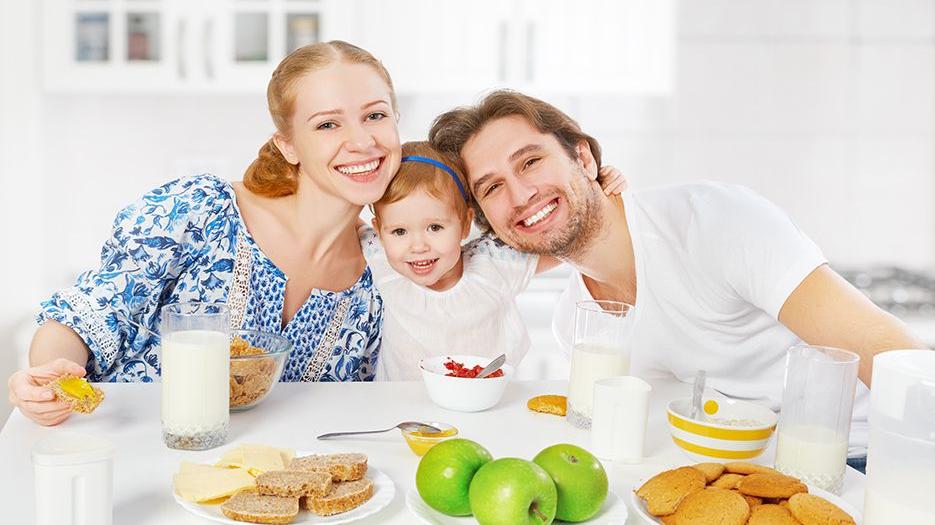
left=160, top=302, right=230, bottom=450
left=774, top=345, right=859, bottom=494
left=863, top=350, right=935, bottom=525
left=566, top=300, right=634, bottom=429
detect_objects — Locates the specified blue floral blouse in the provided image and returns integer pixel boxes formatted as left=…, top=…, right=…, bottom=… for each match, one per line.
left=37, top=175, right=383, bottom=383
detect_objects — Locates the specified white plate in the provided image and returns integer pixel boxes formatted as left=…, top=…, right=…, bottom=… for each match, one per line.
left=173, top=454, right=395, bottom=525
left=629, top=483, right=862, bottom=524
left=406, top=488, right=628, bottom=524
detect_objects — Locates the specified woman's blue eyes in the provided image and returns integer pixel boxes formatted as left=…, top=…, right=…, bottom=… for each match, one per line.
left=317, top=121, right=337, bottom=130
left=367, top=112, right=387, bottom=121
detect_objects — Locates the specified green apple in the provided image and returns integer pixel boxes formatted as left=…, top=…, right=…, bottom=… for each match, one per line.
left=416, top=438, right=492, bottom=516
left=469, top=457, right=558, bottom=525
left=532, top=444, right=608, bottom=522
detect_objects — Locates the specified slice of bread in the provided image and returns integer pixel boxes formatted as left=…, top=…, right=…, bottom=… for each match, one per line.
left=256, top=470, right=332, bottom=498
left=288, top=453, right=368, bottom=482
left=220, top=490, right=299, bottom=524
left=302, top=478, right=374, bottom=516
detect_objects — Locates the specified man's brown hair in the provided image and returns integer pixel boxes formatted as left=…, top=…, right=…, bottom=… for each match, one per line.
left=428, top=90, right=602, bottom=230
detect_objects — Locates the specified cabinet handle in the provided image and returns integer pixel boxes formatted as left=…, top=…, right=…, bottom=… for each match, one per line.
left=177, top=19, right=187, bottom=80
left=203, top=19, right=215, bottom=80
left=498, top=21, right=508, bottom=83
left=526, top=21, right=535, bottom=83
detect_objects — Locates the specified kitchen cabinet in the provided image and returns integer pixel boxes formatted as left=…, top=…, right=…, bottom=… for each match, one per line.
left=41, top=0, right=674, bottom=95
left=41, top=0, right=341, bottom=93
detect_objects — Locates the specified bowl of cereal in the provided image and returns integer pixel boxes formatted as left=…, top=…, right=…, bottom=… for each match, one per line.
left=419, top=355, right=513, bottom=412
left=667, top=396, right=778, bottom=462
left=229, top=330, right=291, bottom=411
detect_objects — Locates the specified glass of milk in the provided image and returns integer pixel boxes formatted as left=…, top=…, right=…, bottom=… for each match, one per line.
left=160, top=302, right=230, bottom=450
left=774, top=345, right=859, bottom=494
left=566, top=300, right=634, bottom=429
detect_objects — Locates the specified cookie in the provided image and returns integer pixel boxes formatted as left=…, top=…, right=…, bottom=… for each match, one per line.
left=671, top=487, right=750, bottom=525
left=737, top=473, right=808, bottom=499
left=527, top=395, right=567, bottom=416
left=748, top=503, right=800, bottom=525
left=787, top=493, right=856, bottom=525
left=732, top=489, right=763, bottom=508
left=635, top=466, right=706, bottom=516
left=711, top=473, right=745, bottom=489
left=692, top=463, right=726, bottom=483
left=724, top=462, right=780, bottom=476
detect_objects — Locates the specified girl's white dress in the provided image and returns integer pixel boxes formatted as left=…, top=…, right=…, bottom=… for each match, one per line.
left=358, top=225, right=538, bottom=380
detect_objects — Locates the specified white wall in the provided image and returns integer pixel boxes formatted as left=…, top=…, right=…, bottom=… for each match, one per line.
left=2, top=1, right=934, bottom=419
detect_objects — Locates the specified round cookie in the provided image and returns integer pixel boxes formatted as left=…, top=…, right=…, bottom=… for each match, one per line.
left=724, top=462, right=780, bottom=476
left=748, top=503, right=800, bottom=525
left=692, top=462, right=726, bottom=483
left=711, top=473, right=745, bottom=489
left=672, top=487, right=750, bottom=525
left=787, top=493, right=856, bottom=525
left=737, top=472, right=808, bottom=499
left=636, top=466, right=706, bottom=517
left=732, top=489, right=763, bottom=508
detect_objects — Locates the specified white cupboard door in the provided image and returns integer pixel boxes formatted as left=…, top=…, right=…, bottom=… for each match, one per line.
left=349, top=0, right=510, bottom=95
left=43, top=0, right=186, bottom=92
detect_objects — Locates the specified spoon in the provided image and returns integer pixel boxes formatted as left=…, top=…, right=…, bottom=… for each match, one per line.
left=316, top=421, right=442, bottom=440
left=691, top=369, right=707, bottom=421
left=476, top=354, right=507, bottom=378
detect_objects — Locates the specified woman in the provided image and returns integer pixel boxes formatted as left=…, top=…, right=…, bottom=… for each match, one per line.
left=8, top=41, right=402, bottom=425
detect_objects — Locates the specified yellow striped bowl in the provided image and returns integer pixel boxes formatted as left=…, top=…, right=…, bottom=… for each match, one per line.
left=667, top=397, right=778, bottom=462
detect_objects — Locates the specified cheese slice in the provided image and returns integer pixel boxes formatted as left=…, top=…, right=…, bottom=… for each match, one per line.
left=215, top=444, right=295, bottom=474
left=173, top=466, right=255, bottom=503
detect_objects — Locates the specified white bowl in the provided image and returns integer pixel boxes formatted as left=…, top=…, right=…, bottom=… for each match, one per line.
left=419, top=355, right=513, bottom=412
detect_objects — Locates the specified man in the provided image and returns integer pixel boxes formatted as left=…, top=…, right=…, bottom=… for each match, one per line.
left=429, top=90, right=925, bottom=469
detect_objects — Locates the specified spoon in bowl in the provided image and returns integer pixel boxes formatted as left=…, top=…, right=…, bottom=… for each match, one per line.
left=316, top=421, right=441, bottom=440
left=476, top=354, right=507, bottom=378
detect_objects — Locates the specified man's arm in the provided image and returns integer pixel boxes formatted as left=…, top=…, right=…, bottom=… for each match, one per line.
left=778, top=264, right=927, bottom=386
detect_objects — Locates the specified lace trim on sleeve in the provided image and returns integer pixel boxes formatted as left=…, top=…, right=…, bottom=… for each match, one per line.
left=227, top=232, right=252, bottom=330
left=59, top=287, right=120, bottom=367
left=301, top=296, right=352, bottom=382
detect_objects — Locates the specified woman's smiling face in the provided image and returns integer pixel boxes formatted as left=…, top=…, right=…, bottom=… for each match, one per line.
left=277, top=61, right=402, bottom=206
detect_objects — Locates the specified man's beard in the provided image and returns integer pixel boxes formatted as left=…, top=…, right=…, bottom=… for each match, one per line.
left=505, top=168, right=604, bottom=259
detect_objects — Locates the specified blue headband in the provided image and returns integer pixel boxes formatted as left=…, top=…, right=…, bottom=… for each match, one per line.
left=400, top=155, right=468, bottom=202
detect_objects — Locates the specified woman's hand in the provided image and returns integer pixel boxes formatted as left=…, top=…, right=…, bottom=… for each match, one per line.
left=597, top=165, right=628, bottom=195
left=7, top=358, right=86, bottom=426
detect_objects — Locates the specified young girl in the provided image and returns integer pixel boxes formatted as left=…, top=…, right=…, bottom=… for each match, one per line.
left=359, top=141, right=625, bottom=380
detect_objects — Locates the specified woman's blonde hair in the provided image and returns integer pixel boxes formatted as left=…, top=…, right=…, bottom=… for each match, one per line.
left=374, top=141, right=471, bottom=224
left=244, top=41, right=397, bottom=197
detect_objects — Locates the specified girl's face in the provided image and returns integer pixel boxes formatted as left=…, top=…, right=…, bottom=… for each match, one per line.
left=375, top=189, right=472, bottom=291
left=276, top=62, right=401, bottom=206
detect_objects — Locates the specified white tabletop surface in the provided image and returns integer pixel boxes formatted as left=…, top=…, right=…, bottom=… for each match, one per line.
left=0, top=379, right=866, bottom=524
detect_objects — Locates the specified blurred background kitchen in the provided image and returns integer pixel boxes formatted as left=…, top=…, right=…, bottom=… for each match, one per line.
left=3, top=0, right=935, bottom=422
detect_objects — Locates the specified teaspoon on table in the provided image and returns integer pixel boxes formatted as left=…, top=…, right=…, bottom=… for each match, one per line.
left=316, top=421, right=442, bottom=440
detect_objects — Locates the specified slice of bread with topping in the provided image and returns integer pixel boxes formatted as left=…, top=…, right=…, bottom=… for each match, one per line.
left=302, top=478, right=374, bottom=516
left=288, top=453, right=368, bottom=482
left=220, top=490, right=299, bottom=524
left=256, top=470, right=332, bottom=498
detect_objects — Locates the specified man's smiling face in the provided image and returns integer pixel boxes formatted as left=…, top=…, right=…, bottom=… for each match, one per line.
left=460, top=115, right=603, bottom=258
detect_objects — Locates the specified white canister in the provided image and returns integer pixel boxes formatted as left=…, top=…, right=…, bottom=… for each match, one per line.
left=32, top=431, right=114, bottom=525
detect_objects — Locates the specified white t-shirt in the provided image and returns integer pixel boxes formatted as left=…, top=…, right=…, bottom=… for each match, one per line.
left=552, top=182, right=871, bottom=455
left=359, top=225, right=539, bottom=381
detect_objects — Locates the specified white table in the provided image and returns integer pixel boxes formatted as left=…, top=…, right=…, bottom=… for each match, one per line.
left=0, top=379, right=866, bottom=524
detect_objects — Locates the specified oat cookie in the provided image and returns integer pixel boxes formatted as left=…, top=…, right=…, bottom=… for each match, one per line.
left=787, top=493, right=856, bottom=525
left=672, top=487, right=750, bottom=525
left=635, top=466, right=706, bottom=516
left=527, top=395, right=567, bottom=416
left=711, top=473, right=745, bottom=489
left=724, top=462, right=780, bottom=476
left=692, top=463, right=726, bottom=483
left=747, top=503, right=800, bottom=525
left=732, top=489, right=763, bottom=508
left=737, top=472, right=808, bottom=499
